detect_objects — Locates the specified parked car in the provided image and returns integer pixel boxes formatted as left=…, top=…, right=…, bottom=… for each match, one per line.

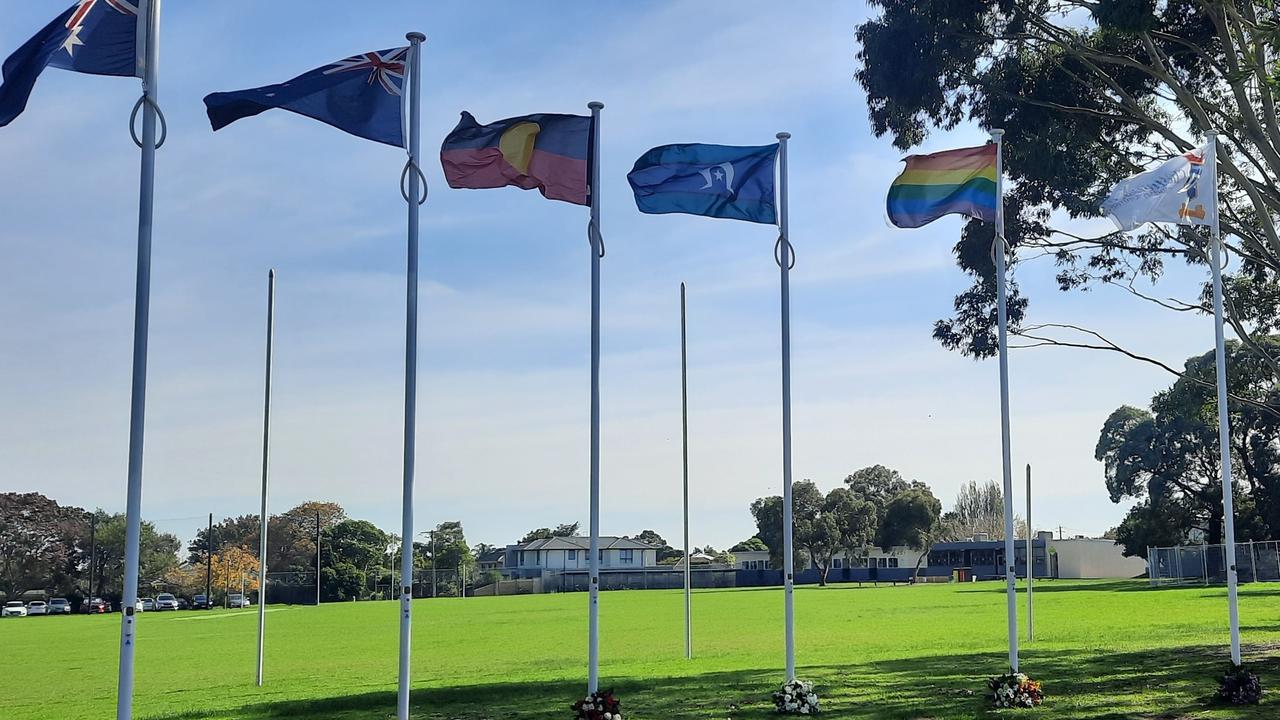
left=47, top=598, right=72, bottom=615
left=2, top=601, right=27, bottom=617
left=192, top=594, right=212, bottom=610
left=82, top=597, right=110, bottom=614
left=155, top=594, right=178, bottom=611
left=227, top=593, right=251, bottom=609
left=176, top=597, right=189, bottom=610
left=25, top=600, right=48, bottom=616
left=140, top=598, right=156, bottom=612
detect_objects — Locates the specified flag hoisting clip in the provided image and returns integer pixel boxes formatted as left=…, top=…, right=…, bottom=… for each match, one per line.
left=400, top=159, right=427, bottom=205
left=129, top=94, right=167, bottom=150
left=589, top=219, right=605, bottom=258
left=774, top=234, right=795, bottom=269
left=989, top=234, right=1011, bottom=271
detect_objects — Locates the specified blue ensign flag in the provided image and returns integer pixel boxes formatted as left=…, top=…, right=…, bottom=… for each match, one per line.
left=204, top=48, right=410, bottom=148
left=627, top=143, right=779, bottom=224
left=0, top=0, right=144, bottom=127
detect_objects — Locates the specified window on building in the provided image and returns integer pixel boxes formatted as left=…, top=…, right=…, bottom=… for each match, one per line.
left=620, top=549, right=634, bottom=564
left=519, top=550, right=526, bottom=565
left=889, top=558, right=898, bottom=568
left=567, top=549, right=577, bottom=561
left=833, top=557, right=842, bottom=569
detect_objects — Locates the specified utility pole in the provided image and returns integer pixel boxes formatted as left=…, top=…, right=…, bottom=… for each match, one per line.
left=431, top=530, right=437, bottom=598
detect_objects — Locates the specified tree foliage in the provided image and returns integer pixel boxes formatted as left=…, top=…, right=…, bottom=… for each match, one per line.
left=1098, top=338, right=1280, bottom=553
left=855, top=1, right=1280, bottom=382
left=518, top=522, right=580, bottom=544
left=0, top=493, right=86, bottom=600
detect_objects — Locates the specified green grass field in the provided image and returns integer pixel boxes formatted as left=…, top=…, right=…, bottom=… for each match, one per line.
left=2, top=580, right=1278, bottom=719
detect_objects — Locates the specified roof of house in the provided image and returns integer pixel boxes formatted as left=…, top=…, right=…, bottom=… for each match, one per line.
left=513, top=536, right=655, bottom=551
left=477, top=549, right=505, bottom=563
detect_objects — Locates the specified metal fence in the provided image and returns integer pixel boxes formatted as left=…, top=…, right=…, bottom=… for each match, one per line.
left=1147, top=540, right=1280, bottom=586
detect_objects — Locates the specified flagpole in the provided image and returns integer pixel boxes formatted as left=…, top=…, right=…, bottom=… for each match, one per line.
left=1025, top=463, right=1033, bottom=642
left=587, top=99, right=604, bottom=695
left=680, top=282, right=692, bottom=660
left=397, top=31, right=425, bottom=720
left=776, top=131, right=796, bottom=682
left=117, top=2, right=161, bottom=718
left=1207, top=130, right=1242, bottom=667
left=990, top=128, right=1019, bottom=674
left=255, top=268, right=275, bottom=687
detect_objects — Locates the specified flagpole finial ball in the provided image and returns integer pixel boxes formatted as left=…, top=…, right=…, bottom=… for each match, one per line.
left=406, top=32, right=426, bottom=43
left=776, top=132, right=791, bottom=140
left=989, top=128, right=1005, bottom=138
left=588, top=101, right=604, bottom=110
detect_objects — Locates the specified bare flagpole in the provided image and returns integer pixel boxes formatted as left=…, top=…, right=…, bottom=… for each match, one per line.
left=397, top=31, right=426, bottom=720
left=587, top=99, right=604, bottom=694
left=117, top=2, right=162, bottom=718
left=1206, top=130, right=1242, bottom=667
left=680, top=282, right=692, bottom=660
left=776, top=131, right=796, bottom=682
left=990, top=127, right=1019, bottom=674
left=255, top=269, right=276, bottom=687
left=1025, top=463, right=1033, bottom=642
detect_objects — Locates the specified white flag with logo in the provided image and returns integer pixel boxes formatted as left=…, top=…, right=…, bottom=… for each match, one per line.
left=1101, top=141, right=1217, bottom=231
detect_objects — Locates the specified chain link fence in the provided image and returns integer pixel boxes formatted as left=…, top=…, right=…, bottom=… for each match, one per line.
left=1147, top=540, right=1280, bottom=586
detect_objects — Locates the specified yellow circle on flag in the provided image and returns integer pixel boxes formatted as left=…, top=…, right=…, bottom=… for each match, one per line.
left=498, top=122, right=541, bottom=174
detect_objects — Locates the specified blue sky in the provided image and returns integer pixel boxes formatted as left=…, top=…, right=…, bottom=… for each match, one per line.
left=1, top=1, right=1220, bottom=552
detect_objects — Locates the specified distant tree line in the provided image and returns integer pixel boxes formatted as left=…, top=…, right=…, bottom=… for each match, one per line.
left=0, top=492, right=483, bottom=605
left=746, top=467, right=1018, bottom=585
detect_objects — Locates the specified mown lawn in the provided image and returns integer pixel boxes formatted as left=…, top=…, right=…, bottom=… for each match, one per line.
left=2, top=579, right=1278, bottom=719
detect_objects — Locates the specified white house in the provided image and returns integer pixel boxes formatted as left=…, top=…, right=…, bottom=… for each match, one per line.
left=504, top=536, right=658, bottom=578
left=734, top=546, right=924, bottom=571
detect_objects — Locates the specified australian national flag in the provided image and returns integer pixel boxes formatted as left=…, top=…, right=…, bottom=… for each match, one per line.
left=204, top=48, right=410, bottom=148
left=0, top=0, right=146, bottom=127
left=627, top=143, right=778, bottom=224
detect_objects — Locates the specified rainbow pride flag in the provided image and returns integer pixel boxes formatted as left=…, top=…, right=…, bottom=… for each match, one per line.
left=886, top=143, right=998, bottom=228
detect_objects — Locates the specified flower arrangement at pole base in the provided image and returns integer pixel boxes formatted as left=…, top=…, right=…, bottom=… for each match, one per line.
left=772, top=679, right=820, bottom=714
left=987, top=672, right=1044, bottom=708
left=1216, top=664, right=1262, bottom=705
left=572, top=689, right=621, bottom=720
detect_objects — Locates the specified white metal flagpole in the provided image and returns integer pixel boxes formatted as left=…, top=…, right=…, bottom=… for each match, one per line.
left=397, top=31, right=426, bottom=720
left=990, top=128, right=1019, bottom=674
left=1206, top=130, right=1243, bottom=667
left=255, top=269, right=276, bottom=687
left=1026, top=463, right=1033, bottom=642
left=117, top=3, right=162, bottom=718
left=680, top=282, right=692, bottom=660
left=587, top=99, right=604, bottom=694
left=776, top=131, right=796, bottom=682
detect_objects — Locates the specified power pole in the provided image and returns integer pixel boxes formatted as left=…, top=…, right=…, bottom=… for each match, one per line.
left=430, top=529, right=437, bottom=599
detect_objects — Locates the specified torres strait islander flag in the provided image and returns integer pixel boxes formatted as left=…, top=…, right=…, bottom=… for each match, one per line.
left=440, top=111, right=592, bottom=205
left=886, top=143, right=998, bottom=228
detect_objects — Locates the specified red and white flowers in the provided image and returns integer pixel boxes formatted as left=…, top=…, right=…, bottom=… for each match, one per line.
left=572, top=689, right=621, bottom=720
left=987, top=672, right=1044, bottom=708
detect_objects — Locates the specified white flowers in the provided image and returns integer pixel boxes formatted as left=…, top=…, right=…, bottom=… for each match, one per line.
left=772, top=679, right=820, bottom=715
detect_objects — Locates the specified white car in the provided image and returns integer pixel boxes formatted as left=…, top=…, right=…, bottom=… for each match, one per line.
left=25, top=601, right=48, bottom=616
left=2, top=601, right=27, bottom=617
left=155, top=593, right=179, bottom=611
left=47, top=598, right=72, bottom=615
left=227, top=593, right=251, bottom=608
left=140, top=598, right=156, bottom=612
